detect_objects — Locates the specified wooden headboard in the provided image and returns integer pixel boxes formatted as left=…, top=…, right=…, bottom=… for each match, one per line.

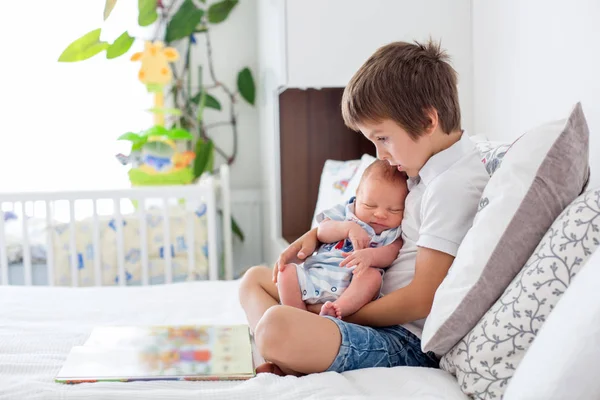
left=279, top=88, right=376, bottom=243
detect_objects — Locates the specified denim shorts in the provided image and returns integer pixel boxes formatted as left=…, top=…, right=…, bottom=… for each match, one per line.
left=324, top=316, right=439, bottom=373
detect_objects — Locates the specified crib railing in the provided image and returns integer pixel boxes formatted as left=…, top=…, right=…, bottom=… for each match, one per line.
left=0, top=165, right=233, bottom=287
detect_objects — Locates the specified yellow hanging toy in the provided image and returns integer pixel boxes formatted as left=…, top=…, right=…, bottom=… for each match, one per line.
left=116, top=40, right=196, bottom=186
left=130, top=41, right=179, bottom=127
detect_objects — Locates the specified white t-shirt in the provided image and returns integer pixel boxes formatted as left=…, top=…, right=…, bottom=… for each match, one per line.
left=381, top=133, right=490, bottom=338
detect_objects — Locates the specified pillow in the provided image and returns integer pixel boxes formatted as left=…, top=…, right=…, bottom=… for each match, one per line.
left=503, top=239, right=600, bottom=400
left=440, top=186, right=600, bottom=399
left=311, top=158, right=361, bottom=229
left=475, top=141, right=511, bottom=176
left=421, top=102, right=590, bottom=355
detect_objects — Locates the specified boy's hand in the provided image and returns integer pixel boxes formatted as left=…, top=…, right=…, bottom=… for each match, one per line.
left=341, top=248, right=375, bottom=277
left=273, top=228, right=319, bottom=283
left=347, top=223, right=371, bottom=250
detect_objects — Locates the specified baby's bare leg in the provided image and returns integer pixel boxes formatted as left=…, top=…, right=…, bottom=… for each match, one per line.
left=277, top=265, right=307, bottom=310
left=320, top=268, right=382, bottom=319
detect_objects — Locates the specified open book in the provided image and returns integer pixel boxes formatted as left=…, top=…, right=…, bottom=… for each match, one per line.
left=56, top=325, right=255, bottom=383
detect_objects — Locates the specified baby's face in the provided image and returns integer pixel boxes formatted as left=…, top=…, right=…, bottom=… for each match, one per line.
left=354, top=177, right=407, bottom=234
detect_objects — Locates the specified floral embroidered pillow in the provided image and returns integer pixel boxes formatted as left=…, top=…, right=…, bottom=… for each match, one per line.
left=440, top=187, right=600, bottom=399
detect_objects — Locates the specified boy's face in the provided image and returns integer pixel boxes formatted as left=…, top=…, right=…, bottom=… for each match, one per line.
left=357, top=119, right=431, bottom=178
left=354, top=177, right=407, bottom=235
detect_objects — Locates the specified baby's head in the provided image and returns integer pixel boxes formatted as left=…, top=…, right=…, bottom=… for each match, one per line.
left=354, top=160, right=408, bottom=234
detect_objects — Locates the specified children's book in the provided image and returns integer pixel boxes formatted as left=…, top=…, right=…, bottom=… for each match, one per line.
left=55, top=324, right=255, bottom=384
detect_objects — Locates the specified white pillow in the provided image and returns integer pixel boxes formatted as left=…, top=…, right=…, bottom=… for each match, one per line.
left=503, top=245, right=600, bottom=400
left=421, top=103, right=590, bottom=355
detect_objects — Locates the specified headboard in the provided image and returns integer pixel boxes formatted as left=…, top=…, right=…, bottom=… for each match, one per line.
left=279, top=88, right=376, bottom=243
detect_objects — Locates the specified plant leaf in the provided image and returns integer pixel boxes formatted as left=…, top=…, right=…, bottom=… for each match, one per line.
left=117, top=132, right=142, bottom=141
left=106, top=31, right=135, bottom=59
left=166, top=0, right=205, bottom=43
left=208, top=0, right=238, bottom=23
left=138, top=0, right=158, bottom=27
left=194, top=139, right=215, bottom=178
left=167, top=128, right=193, bottom=140
left=191, top=91, right=221, bottom=110
left=237, top=67, right=255, bottom=105
left=58, top=29, right=109, bottom=62
left=104, top=0, right=118, bottom=20
left=231, top=216, right=244, bottom=241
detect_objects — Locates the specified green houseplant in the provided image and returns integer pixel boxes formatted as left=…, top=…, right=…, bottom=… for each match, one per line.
left=58, top=0, right=251, bottom=241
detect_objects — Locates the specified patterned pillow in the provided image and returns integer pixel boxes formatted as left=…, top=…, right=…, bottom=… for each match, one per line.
left=440, top=187, right=600, bottom=400
left=475, top=141, right=512, bottom=176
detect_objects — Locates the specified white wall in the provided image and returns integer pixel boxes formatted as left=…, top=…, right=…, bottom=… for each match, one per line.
left=473, top=0, right=600, bottom=188
left=284, top=0, right=474, bottom=132
left=187, top=0, right=260, bottom=190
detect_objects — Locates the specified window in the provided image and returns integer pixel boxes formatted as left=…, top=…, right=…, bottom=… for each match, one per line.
left=0, top=0, right=153, bottom=193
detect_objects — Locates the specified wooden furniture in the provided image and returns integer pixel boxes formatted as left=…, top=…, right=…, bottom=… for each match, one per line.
left=279, top=88, right=375, bottom=243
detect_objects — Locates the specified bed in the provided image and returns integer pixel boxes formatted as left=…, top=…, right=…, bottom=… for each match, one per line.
left=0, top=280, right=467, bottom=399
left=0, top=90, right=468, bottom=399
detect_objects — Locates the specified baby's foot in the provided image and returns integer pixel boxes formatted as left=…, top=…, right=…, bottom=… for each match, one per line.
left=319, top=301, right=342, bottom=319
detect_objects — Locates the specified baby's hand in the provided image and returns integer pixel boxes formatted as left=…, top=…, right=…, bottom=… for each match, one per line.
left=340, top=248, right=374, bottom=277
left=347, top=223, right=371, bottom=250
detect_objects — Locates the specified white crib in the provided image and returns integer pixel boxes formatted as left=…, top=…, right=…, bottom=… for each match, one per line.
left=0, top=165, right=233, bottom=287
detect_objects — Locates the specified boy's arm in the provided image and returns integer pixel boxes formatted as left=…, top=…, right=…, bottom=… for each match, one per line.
left=339, top=238, right=403, bottom=272
left=344, top=246, right=454, bottom=326
left=367, top=238, right=403, bottom=267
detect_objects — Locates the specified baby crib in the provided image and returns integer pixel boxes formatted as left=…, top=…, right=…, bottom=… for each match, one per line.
left=0, top=165, right=233, bottom=287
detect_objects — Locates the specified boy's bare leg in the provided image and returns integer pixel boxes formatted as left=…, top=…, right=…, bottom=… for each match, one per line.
left=239, top=266, right=342, bottom=376
left=238, top=266, right=280, bottom=332
left=254, top=305, right=341, bottom=375
left=239, top=266, right=303, bottom=376
left=276, top=264, right=306, bottom=310
left=320, top=267, right=382, bottom=319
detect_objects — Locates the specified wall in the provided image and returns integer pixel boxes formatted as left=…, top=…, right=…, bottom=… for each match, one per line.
left=472, top=0, right=600, bottom=188
left=284, top=0, right=474, bottom=132
left=186, top=0, right=261, bottom=190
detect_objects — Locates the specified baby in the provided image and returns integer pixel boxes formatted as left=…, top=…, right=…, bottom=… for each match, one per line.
left=277, top=159, right=408, bottom=319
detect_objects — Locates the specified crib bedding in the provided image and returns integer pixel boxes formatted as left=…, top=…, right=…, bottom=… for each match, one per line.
left=0, top=280, right=466, bottom=400
left=3, top=205, right=211, bottom=286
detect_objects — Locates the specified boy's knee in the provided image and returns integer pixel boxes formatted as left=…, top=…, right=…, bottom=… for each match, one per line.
left=238, top=265, right=270, bottom=299
left=255, top=306, right=291, bottom=360
left=240, top=265, right=269, bottom=287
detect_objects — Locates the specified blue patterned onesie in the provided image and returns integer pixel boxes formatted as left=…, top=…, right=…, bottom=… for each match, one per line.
left=295, top=197, right=402, bottom=304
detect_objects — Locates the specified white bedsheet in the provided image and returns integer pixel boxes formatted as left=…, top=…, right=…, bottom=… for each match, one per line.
left=0, top=281, right=466, bottom=400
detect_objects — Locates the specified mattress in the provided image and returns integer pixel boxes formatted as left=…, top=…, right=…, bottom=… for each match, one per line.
left=0, top=280, right=467, bottom=400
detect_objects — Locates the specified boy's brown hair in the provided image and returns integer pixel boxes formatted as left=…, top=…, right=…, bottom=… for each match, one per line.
left=358, top=159, right=408, bottom=195
left=341, top=39, right=461, bottom=139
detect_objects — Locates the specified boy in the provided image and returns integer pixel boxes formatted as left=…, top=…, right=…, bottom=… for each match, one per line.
left=239, top=39, right=490, bottom=375
left=277, top=160, right=407, bottom=319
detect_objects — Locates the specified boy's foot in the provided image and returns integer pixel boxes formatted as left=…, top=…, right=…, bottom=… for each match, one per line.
left=255, top=361, right=286, bottom=376
left=319, top=301, right=342, bottom=319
